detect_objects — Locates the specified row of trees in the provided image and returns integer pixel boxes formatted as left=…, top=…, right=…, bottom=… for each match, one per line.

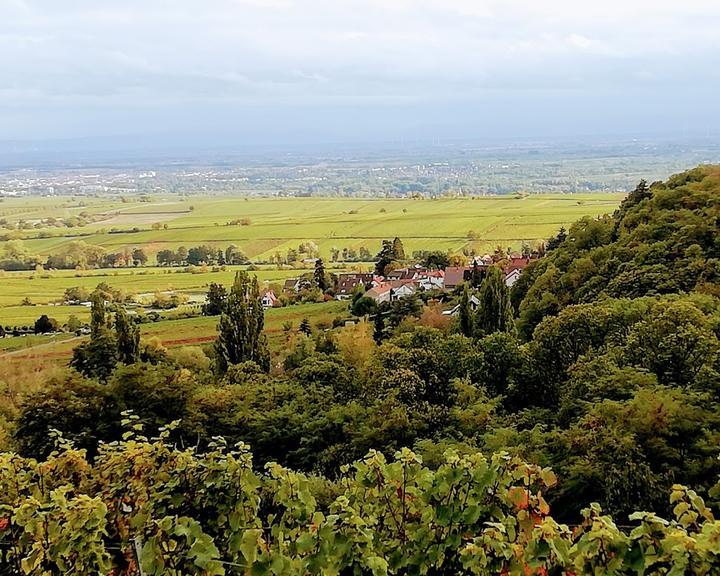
left=267, top=241, right=321, bottom=265
left=3, top=231, right=526, bottom=275
left=156, top=244, right=249, bottom=266
left=0, top=240, right=149, bottom=271
left=329, top=245, right=373, bottom=262
left=0, top=210, right=111, bottom=231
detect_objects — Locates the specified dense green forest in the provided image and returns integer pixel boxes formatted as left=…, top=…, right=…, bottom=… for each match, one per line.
left=2, top=165, right=720, bottom=574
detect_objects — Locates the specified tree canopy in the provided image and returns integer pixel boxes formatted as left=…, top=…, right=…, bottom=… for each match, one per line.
left=515, top=166, right=720, bottom=338
left=215, top=271, right=270, bottom=373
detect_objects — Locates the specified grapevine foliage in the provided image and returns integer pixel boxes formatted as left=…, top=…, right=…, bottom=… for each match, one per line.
left=1, top=423, right=719, bottom=575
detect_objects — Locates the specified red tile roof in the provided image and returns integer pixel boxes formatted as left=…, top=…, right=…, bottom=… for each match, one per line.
left=503, top=257, right=532, bottom=274
left=366, top=284, right=392, bottom=299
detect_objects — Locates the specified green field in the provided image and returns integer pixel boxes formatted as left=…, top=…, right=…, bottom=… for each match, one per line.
left=0, top=266, right=326, bottom=311
left=0, top=193, right=622, bottom=349
left=0, top=265, right=351, bottom=324
left=139, top=300, right=348, bottom=350
left=2, top=194, right=623, bottom=262
left=0, top=301, right=349, bottom=362
left=0, top=332, right=77, bottom=353
left=0, top=305, right=91, bottom=327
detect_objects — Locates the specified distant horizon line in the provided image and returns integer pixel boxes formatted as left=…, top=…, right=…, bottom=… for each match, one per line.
left=1, top=132, right=719, bottom=173
left=2, top=129, right=718, bottom=148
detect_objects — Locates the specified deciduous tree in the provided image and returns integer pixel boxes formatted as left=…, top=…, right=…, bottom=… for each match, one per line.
left=215, top=271, right=270, bottom=373
left=33, top=314, right=58, bottom=334
left=115, top=307, right=140, bottom=365
left=475, top=266, right=515, bottom=336
left=203, top=282, right=228, bottom=316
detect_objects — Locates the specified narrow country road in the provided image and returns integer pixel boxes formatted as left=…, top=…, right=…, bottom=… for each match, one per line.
left=0, top=335, right=86, bottom=358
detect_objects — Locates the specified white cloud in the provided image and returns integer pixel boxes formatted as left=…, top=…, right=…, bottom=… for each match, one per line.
left=0, top=0, right=719, bottom=139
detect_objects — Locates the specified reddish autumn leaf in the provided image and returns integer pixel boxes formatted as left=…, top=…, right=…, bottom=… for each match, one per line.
left=508, top=486, right=530, bottom=510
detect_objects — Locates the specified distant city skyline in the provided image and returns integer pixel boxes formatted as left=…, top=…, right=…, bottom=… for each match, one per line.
left=1, top=0, right=719, bottom=147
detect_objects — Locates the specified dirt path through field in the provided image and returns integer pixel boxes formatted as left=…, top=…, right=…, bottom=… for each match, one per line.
left=0, top=335, right=84, bottom=358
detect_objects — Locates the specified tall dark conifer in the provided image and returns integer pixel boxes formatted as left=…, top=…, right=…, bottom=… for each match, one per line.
left=375, top=240, right=394, bottom=275
left=471, top=261, right=483, bottom=288
left=299, top=318, right=312, bottom=336
left=546, top=227, right=568, bottom=252
left=373, top=304, right=388, bottom=343
left=90, top=292, right=107, bottom=337
left=314, top=258, right=328, bottom=291
left=612, top=179, right=653, bottom=239
left=459, top=285, right=473, bottom=337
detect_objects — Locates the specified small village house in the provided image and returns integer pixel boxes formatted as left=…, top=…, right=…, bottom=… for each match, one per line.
left=261, top=289, right=279, bottom=308
left=365, top=283, right=392, bottom=303
left=336, top=273, right=374, bottom=299
left=443, top=266, right=471, bottom=290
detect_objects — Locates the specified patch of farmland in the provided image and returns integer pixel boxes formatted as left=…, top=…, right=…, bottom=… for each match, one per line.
left=0, top=304, right=90, bottom=327
left=3, top=194, right=625, bottom=266
left=239, top=238, right=287, bottom=258
left=98, top=211, right=185, bottom=226
left=0, top=267, right=314, bottom=307
left=0, top=300, right=350, bottom=364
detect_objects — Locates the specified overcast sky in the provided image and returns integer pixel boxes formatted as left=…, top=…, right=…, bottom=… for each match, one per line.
left=1, top=0, right=719, bottom=146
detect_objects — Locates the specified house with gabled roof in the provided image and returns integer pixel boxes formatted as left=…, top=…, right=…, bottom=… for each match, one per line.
left=390, top=281, right=417, bottom=301
left=261, top=289, right=279, bottom=309
left=416, top=269, right=444, bottom=291
left=502, top=257, right=532, bottom=287
left=443, top=294, right=481, bottom=316
left=283, top=278, right=301, bottom=293
left=366, top=283, right=392, bottom=303
left=504, top=268, right=522, bottom=287
left=336, top=273, right=373, bottom=299
left=471, top=254, right=494, bottom=267
left=444, top=266, right=472, bottom=290
left=506, top=256, right=531, bottom=271
left=386, top=267, right=418, bottom=281
left=365, top=278, right=420, bottom=303
left=283, top=276, right=313, bottom=294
